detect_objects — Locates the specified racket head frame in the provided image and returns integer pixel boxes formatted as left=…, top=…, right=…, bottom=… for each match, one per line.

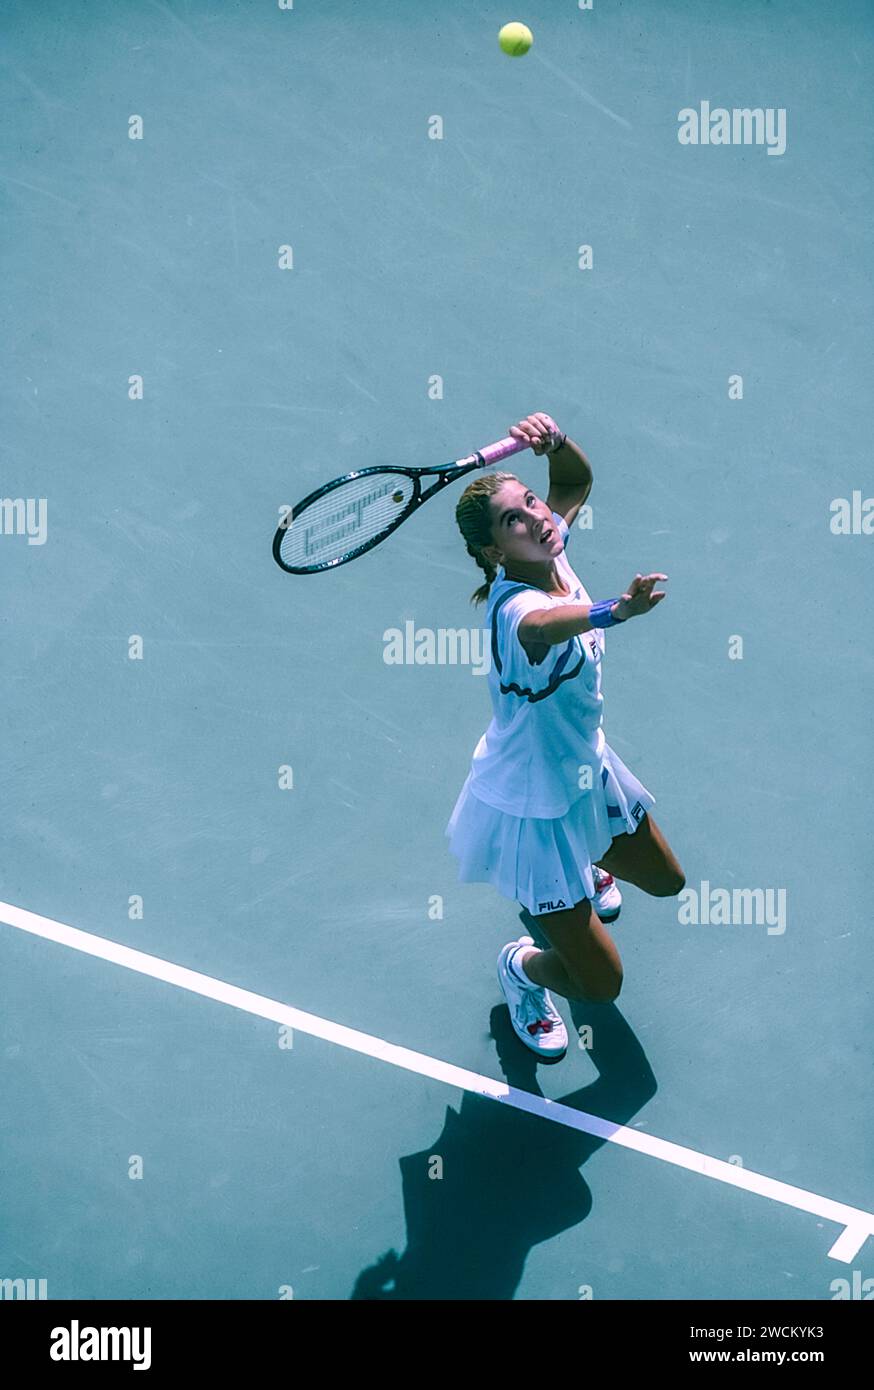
left=272, top=454, right=488, bottom=574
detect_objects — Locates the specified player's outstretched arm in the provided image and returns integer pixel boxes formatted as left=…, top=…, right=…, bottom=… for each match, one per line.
left=518, top=574, right=668, bottom=649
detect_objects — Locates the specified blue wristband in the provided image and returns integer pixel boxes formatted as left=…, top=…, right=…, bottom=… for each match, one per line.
left=588, top=599, right=625, bottom=628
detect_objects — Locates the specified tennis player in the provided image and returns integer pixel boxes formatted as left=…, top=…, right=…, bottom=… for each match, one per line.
left=446, top=413, right=685, bottom=1057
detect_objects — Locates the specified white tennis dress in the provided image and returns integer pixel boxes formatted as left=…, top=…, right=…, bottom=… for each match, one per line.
left=445, top=509, right=654, bottom=915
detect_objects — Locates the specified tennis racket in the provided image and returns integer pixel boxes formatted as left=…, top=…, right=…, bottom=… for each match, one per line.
left=272, top=433, right=532, bottom=575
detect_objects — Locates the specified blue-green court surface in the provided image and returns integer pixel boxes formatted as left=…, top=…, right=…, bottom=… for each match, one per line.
left=1, top=0, right=872, bottom=1299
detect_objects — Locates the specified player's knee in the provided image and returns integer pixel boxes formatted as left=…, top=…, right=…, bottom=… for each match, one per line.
left=651, top=868, right=685, bottom=898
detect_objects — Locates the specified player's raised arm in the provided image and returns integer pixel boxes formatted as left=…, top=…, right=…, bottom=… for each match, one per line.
left=506, top=412, right=593, bottom=525
left=545, top=435, right=593, bottom=522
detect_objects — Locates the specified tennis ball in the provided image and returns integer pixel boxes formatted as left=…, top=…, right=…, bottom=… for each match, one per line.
left=499, top=22, right=533, bottom=57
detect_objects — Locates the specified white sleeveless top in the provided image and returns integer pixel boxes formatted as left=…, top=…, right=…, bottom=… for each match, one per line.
left=467, top=510, right=607, bottom=818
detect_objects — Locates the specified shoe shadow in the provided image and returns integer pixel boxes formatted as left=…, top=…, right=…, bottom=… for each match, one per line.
left=349, top=917, right=657, bottom=1300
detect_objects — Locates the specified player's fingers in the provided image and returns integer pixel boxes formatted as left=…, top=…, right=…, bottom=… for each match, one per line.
left=528, top=414, right=553, bottom=446
left=510, top=425, right=534, bottom=447
left=534, top=412, right=558, bottom=434
left=511, top=422, right=538, bottom=444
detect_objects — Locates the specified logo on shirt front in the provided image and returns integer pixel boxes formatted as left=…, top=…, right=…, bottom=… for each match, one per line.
left=537, top=899, right=567, bottom=912
left=631, top=801, right=645, bottom=823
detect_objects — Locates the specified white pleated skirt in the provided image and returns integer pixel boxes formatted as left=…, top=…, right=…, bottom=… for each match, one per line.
left=445, top=742, right=655, bottom=917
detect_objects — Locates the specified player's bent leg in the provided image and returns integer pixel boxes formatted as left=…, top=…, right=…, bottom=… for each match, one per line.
left=596, top=813, right=685, bottom=898
left=525, top=898, right=624, bottom=1004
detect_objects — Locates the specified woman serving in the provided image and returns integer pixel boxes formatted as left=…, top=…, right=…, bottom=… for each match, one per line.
left=446, top=413, right=685, bottom=1058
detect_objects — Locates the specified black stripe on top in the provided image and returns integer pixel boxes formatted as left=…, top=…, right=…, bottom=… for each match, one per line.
left=490, top=583, right=585, bottom=704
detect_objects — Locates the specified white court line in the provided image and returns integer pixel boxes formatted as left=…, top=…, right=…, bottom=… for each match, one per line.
left=2, top=898, right=872, bottom=1264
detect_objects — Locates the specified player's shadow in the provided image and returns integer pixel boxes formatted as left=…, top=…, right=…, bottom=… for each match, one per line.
left=350, top=909, right=657, bottom=1300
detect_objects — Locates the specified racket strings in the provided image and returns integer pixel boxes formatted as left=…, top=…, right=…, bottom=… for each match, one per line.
left=278, top=472, right=416, bottom=569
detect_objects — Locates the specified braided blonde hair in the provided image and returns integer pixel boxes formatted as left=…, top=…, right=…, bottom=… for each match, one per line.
left=454, top=470, right=518, bottom=605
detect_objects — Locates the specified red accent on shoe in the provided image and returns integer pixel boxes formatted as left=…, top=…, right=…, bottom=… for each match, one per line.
left=595, top=872, right=614, bottom=887
left=526, top=1018, right=553, bottom=1035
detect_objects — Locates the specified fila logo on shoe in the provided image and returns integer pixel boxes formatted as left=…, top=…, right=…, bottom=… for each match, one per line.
left=538, top=899, right=566, bottom=912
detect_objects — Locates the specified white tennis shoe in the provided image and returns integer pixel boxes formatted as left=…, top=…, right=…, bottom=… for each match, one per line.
left=497, top=937, right=568, bottom=1057
left=593, top=866, right=622, bottom=922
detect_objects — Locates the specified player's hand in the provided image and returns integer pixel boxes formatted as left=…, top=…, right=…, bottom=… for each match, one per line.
left=509, top=412, right=564, bottom=456
left=614, top=573, right=668, bottom=620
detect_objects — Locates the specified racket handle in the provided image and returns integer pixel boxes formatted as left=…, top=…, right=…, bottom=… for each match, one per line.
left=474, top=435, right=530, bottom=468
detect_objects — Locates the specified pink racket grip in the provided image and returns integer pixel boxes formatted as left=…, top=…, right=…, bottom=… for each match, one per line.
left=475, top=435, right=530, bottom=468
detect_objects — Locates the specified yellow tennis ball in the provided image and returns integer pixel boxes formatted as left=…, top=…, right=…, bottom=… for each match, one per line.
left=499, top=22, right=533, bottom=57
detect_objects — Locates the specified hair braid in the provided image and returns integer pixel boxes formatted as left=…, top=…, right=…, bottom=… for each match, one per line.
left=454, top=470, right=518, bottom=605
